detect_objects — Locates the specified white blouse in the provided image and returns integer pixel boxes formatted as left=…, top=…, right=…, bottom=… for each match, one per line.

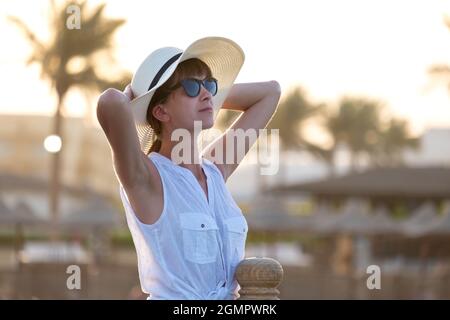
left=119, top=151, right=248, bottom=300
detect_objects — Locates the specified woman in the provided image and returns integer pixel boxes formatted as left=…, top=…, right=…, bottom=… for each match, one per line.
left=96, top=37, right=281, bottom=299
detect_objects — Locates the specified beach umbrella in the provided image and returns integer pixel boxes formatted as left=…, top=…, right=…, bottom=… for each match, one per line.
left=0, top=198, right=43, bottom=263
left=0, top=197, right=15, bottom=226
left=369, top=206, right=398, bottom=235
left=401, top=202, right=437, bottom=237
left=417, top=202, right=450, bottom=236
left=245, top=197, right=297, bottom=232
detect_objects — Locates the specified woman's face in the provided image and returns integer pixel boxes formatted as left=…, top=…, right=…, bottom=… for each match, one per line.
left=163, top=74, right=215, bottom=133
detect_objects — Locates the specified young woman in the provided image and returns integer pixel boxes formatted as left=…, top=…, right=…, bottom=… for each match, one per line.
left=96, top=37, right=281, bottom=299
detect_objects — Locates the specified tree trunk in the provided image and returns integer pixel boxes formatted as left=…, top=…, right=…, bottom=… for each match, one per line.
left=326, top=149, right=336, bottom=178
left=277, top=150, right=287, bottom=187
left=257, top=162, right=269, bottom=194
left=326, top=160, right=335, bottom=178
left=350, top=152, right=358, bottom=172
left=49, top=95, right=64, bottom=241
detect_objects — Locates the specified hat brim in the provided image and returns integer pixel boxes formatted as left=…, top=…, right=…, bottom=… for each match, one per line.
left=131, top=37, right=245, bottom=124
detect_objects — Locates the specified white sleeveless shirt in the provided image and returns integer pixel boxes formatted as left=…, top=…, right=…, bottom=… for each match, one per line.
left=118, top=151, right=248, bottom=300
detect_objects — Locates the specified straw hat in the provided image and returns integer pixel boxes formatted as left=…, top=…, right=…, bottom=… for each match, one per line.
left=130, top=37, right=245, bottom=154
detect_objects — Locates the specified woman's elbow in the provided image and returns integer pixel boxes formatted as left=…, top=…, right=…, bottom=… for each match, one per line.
left=268, top=80, right=282, bottom=98
left=96, top=88, right=125, bottom=127
left=267, top=80, right=281, bottom=103
left=266, top=81, right=281, bottom=110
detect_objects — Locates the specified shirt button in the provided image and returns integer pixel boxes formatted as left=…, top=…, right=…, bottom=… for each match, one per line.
left=243, top=228, right=245, bottom=232
left=201, top=224, right=205, bottom=228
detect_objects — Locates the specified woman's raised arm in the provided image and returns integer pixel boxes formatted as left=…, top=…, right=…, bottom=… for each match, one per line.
left=202, top=81, right=281, bottom=181
left=96, top=86, right=151, bottom=189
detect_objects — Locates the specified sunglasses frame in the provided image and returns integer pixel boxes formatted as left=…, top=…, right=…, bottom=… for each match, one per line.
left=172, top=77, right=218, bottom=98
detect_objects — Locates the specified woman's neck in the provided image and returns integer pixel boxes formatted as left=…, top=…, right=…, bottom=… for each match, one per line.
left=157, top=136, right=204, bottom=181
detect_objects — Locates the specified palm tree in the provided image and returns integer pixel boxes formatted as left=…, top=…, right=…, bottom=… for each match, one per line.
left=301, top=137, right=337, bottom=177
left=10, top=0, right=130, bottom=237
left=302, top=96, right=383, bottom=175
left=311, top=97, right=419, bottom=174
left=266, top=87, right=323, bottom=187
left=370, top=118, right=420, bottom=167
left=324, top=96, right=384, bottom=171
left=267, top=87, right=323, bottom=151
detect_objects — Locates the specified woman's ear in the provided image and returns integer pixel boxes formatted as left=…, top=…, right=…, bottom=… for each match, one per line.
left=152, top=104, right=170, bottom=123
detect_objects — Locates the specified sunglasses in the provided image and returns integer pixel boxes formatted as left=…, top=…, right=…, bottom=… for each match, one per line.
left=173, top=77, right=218, bottom=97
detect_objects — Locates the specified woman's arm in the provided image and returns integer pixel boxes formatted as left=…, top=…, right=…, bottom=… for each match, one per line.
left=203, top=81, right=282, bottom=181
left=97, top=86, right=151, bottom=189
left=222, top=81, right=280, bottom=112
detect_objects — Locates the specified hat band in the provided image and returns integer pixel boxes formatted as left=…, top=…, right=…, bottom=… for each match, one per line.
left=148, top=52, right=183, bottom=91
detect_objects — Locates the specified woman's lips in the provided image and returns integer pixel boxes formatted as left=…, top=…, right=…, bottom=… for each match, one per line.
left=199, top=107, right=213, bottom=112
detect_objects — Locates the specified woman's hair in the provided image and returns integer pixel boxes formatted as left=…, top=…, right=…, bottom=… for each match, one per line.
left=146, top=58, right=213, bottom=155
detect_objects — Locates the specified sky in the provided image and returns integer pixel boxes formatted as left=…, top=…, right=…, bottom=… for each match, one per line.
left=2, top=0, right=450, bottom=138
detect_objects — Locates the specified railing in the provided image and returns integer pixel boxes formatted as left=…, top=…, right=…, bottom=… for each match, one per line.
left=235, top=257, right=284, bottom=300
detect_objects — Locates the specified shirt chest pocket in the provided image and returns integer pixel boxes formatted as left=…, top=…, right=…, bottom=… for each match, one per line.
left=224, top=215, right=248, bottom=263
left=180, top=213, right=219, bottom=264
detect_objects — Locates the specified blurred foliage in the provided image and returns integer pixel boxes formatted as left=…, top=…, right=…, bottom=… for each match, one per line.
left=214, top=109, right=241, bottom=131
left=391, top=203, right=409, bottom=220
left=267, top=87, right=324, bottom=150
left=285, top=94, right=420, bottom=175
left=9, top=0, right=131, bottom=101
left=0, top=230, right=89, bottom=246
left=110, top=229, right=134, bottom=247
left=371, top=118, right=420, bottom=167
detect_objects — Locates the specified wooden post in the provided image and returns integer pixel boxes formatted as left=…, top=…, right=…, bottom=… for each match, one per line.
left=235, top=257, right=284, bottom=300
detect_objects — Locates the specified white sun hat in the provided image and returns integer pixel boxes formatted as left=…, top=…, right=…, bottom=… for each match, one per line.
left=130, top=36, right=245, bottom=154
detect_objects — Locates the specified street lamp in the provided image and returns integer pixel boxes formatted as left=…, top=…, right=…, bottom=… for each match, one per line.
left=44, top=135, right=62, bottom=153
left=43, top=134, right=62, bottom=241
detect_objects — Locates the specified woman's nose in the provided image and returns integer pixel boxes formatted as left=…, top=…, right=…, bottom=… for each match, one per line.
left=199, top=85, right=212, bottom=101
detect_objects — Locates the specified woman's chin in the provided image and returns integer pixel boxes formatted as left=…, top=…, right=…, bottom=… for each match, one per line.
left=197, top=117, right=214, bottom=129
left=203, top=122, right=214, bottom=130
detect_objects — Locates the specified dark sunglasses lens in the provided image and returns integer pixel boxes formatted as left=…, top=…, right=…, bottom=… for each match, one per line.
left=204, top=79, right=218, bottom=96
left=181, top=79, right=201, bottom=97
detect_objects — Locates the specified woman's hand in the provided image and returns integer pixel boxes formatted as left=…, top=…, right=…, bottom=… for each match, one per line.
left=123, top=84, right=135, bottom=102
left=98, top=84, right=134, bottom=111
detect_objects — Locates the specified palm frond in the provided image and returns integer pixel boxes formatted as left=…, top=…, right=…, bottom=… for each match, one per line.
left=8, top=16, right=46, bottom=57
